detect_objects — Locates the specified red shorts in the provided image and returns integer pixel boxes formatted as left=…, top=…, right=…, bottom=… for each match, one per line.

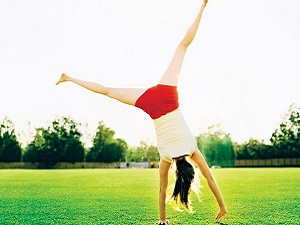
left=135, top=84, right=179, bottom=119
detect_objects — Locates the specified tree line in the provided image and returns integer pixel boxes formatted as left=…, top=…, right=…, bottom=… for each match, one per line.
left=0, top=117, right=160, bottom=166
left=0, top=104, right=299, bottom=167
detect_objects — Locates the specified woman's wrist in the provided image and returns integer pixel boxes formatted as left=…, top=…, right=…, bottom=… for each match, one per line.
left=219, top=205, right=227, bottom=212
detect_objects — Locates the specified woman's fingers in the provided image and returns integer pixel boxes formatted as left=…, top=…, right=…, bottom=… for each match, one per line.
left=215, top=210, right=227, bottom=222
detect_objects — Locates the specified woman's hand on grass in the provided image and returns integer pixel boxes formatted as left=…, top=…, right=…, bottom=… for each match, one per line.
left=215, top=206, right=227, bottom=222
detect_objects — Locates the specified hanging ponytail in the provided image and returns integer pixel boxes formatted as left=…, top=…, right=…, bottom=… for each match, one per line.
left=171, top=157, right=195, bottom=209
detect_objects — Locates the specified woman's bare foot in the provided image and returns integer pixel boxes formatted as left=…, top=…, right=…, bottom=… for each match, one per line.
left=56, top=73, right=68, bottom=85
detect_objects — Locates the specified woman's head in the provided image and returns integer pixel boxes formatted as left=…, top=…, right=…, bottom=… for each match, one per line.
left=171, top=156, right=195, bottom=209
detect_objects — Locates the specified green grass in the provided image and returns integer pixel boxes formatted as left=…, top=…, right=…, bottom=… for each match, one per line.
left=0, top=168, right=299, bottom=225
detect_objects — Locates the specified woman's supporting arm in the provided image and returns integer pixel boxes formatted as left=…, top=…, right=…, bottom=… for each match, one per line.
left=190, top=149, right=227, bottom=222
left=158, top=160, right=171, bottom=224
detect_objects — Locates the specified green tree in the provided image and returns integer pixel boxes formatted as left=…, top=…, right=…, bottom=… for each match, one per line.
left=196, top=124, right=235, bottom=167
left=23, top=117, right=85, bottom=165
left=127, top=141, right=159, bottom=162
left=235, top=139, right=273, bottom=159
left=270, top=104, right=300, bottom=158
left=0, top=117, right=22, bottom=162
left=146, top=143, right=159, bottom=161
left=51, top=117, right=85, bottom=162
left=86, top=122, right=127, bottom=162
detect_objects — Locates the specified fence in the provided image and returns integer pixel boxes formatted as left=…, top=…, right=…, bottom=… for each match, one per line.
left=235, top=158, right=300, bottom=167
left=0, top=162, right=121, bottom=169
left=0, top=161, right=159, bottom=169
left=1, top=159, right=300, bottom=169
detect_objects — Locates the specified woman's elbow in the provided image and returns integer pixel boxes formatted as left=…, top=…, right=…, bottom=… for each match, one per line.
left=159, top=187, right=167, bottom=195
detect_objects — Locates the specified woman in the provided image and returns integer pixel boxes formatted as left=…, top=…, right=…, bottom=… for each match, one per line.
left=56, top=0, right=227, bottom=224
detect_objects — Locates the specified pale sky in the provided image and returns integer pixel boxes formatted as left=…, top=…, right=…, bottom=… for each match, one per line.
left=1, top=0, right=300, bottom=147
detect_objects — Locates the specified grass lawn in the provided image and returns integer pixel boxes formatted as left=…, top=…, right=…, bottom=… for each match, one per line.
left=0, top=168, right=299, bottom=225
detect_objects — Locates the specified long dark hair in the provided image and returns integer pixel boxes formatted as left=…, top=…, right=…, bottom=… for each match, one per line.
left=171, top=157, right=195, bottom=209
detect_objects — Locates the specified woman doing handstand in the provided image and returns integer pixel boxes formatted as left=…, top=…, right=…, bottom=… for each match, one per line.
left=56, top=0, right=227, bottom=224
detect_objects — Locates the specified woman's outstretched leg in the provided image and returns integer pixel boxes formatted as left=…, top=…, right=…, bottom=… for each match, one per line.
left=56, top=73, right=145, bottom=106
left=159, top=0, right=208, bottom=86
left=56, top=73, right=111, bottom=96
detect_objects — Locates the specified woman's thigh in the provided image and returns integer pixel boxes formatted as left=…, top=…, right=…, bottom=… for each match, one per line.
left=107, top=87, right=146, bottom=106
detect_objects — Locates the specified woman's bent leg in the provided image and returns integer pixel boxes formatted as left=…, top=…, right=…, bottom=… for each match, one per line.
left=56, top=73, right=145, bottom=106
